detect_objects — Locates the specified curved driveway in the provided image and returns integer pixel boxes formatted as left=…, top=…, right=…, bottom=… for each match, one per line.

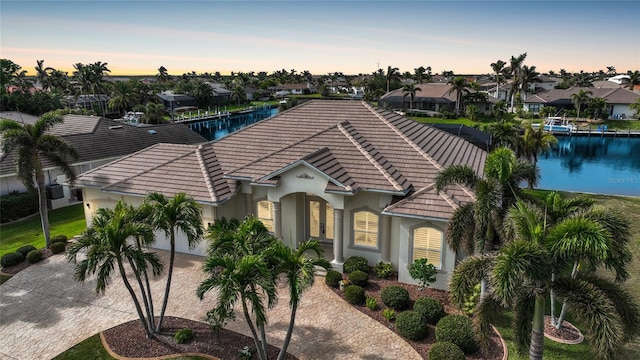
left=0, top=251, right=421, bottom=360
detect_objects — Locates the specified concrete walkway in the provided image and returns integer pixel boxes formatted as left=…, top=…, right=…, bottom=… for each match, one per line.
left=0, top=251, right=421, bottom=360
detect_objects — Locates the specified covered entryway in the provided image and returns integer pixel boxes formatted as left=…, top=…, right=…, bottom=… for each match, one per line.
left=307, top=195, right=334, bottom=244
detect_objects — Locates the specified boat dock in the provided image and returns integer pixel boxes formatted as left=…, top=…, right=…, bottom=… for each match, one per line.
left=553, top=127, right=640, bottom=138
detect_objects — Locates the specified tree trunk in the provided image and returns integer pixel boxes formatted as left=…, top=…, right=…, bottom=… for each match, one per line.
left=136, top=238, right=156, bottom=329
left=155, top=230, right=175, bottom=333
left=550, top=272, right=557, bottom=326
left=529, top=295, right=546, bottom=360
left=277, top=302, right=298, bottom=360
left=34, top=161, right=51, bottom=248
left=242, top=297, right=267, bottom=360
left=555, top=260, right=579, bottom=329
left=117, top=256, right=153, bottom=338
left=128, top=258, right=154, bottom=331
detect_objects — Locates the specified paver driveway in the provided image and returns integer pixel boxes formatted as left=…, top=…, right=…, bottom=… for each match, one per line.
left=0, top=251, right=421, bottom=360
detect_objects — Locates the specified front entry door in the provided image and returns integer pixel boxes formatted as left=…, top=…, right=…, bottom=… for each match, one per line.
left=307, top=197, right=334, bottom=243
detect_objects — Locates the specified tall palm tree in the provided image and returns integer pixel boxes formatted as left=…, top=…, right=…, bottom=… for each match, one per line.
left=0, top=112, right=78, bottom=247
left=143, top=102, right=167, bottom=124
left=231, top=85, right=245, bottom=107
left=519, top=65, right=539, bottom=101
left=34, top=60, right=53, bottom=91
left=385, top=66, right=400, bottom=93
left=519, top=121, right=557, bottom=163
left=156, top=66, right=170, bottom=83
left=626, top=70, right=640, bottom=90
left=485, top=120, right=519, bottom=149
left=144, top=192, right=203, bottom=333
left=270, top=239, right=330, bottom=360
left=570, top=89, right=592, bottom=120
left=506, top=53, right=527, bottom=111
left=402, top=83, right=421, bottom=111
left=450, top=199, right=639, bottom=360
left=490, top=60, right=507, bottom=100
left=447, top=76, right=470, bottom=115
left=108, top=81, right=137, bottom=116
left=67, top=202, right=163, bottom=338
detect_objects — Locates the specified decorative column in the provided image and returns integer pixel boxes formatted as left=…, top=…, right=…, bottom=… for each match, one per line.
left=244, top=193, right=253, bottom=216
left=332, top=209, right=344, bottom=264
left=273, top=201, right=282, bottom=239
left=381, top=215, right=392, bottom=263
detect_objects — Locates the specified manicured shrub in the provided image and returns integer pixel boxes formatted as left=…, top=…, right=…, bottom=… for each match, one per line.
left=325, top=270, right=342, bottom=288
left=382, top=308, right=396, bottom=322
left=413, top=297, right=445, bottom=325
left=436, top=314, right=478, bottom=354
left=396, top=310, right=428, bottom=340
left=51, top=235, right=68, bottom=244
left=26, top=249, right=43, bottom=264
left=407, top=258, right=437, bottom=288
left=348, top=270, right=369, bottom=287
left=16, top=245, right=37, bottom=257
left=381, top=285, right=410, bottom=310
left=174, top=327, right=193, bottom=344
left=344, top=285, right=365, bottom=305
left=0, top=252, right=25, bottom=268
left=374, top=262, right=394, bottom=279
left=0, top=191, right=38, bottom=223
left=343, top=256, right=369, bottom=274
left=365, top=296, right=378, bottom=311
left=50, top=241, right=66, bottom=254
left=428, top=341, right=466, bottom=360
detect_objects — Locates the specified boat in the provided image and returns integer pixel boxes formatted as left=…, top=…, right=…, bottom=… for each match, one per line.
left=532, top=117, right=576, bottom=133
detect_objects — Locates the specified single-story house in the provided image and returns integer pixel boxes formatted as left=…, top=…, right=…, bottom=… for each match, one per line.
left=0, top=114, right=207, bottom=208
left=156, top=92, right=199, bottom=118
left=74, top=100, right=485, bottom=290
left=379, top=83, right=495, bottom=115
left=522, top=87, right=640, bottom=119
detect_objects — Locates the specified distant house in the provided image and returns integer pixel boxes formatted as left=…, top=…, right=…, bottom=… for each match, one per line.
left=379, top=83, right=494, bottom=115
left=522, top=87, right=640, bottom=119
left=63, top=95, right=117, bottom=116
left=156, top=92, right=198, bottom=119
left=205, top=83, right=233, bottom=105
left=74, top=100, right=487, bottom=289
left=0, top=114, right=206, bottom=208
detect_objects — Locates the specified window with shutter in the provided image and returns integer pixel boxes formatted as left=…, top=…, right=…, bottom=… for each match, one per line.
left=413, top=227, right=443, bottom=269
left=353, top=210, right=378, bottom=248
left=257, top=200, right=274, bottom=232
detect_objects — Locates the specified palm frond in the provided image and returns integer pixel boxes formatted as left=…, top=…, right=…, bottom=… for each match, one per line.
left=449, top=254, right=495, bottom=307
left=512, top=291, right=535, bottom=356
left=446, top=202, right=476, bottom=254
left=474, top=296, right=504, bottom=355
left=434, top=164, right=479, bottom=192
left=546, top=216, right=609, bottom=261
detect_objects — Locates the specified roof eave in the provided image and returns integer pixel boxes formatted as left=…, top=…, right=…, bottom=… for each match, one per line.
left=381, top=210, right=449, bottom=222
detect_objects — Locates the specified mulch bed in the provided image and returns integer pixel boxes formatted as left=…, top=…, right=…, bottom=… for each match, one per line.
left=543, top=316, right=583, bottom=343
left=331, top=272, right=504, bottom=360
left=1, top=248, right=55, bottom=275
left=102, top=316, right=298, bottom=360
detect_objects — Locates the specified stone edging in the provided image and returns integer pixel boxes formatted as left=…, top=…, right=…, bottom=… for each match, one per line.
left=543, top=316, right=584, bottom=344
left=99, top=331, right=220, bottom=360
left=0, top=270, right=14, bottom=277
left=491, top=325, right=509, bottom=360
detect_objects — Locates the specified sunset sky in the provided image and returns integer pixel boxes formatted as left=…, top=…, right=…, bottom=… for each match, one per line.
left=1, top=0, right=639, bottom=76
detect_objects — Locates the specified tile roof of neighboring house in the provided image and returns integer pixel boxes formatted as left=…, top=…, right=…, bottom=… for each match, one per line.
left=0, top=115, right=207, bottom=177
left=156, top=92, right=197, bottom=102
left=0, top=111, right=40, bottom=126
left=380, top=83, right=457, bottom=103
left=524, top=87, right=640, bottom=104
left=75, top=100, right=485, bottom=219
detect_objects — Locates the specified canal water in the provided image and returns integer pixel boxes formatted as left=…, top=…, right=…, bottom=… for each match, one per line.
left=537, top=135, right=640, bottom=196
left=188, top=107, right=279, bottom=141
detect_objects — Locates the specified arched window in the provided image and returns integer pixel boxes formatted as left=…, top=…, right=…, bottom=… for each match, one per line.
left=412, top=227, right=443, bottom=269
left=353, top=210, right=379, bottom=248
left=256, top=200, right=274, bottom=232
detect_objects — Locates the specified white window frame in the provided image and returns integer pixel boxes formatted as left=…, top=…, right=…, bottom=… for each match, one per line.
left=410, top=225, right=444, bottom=270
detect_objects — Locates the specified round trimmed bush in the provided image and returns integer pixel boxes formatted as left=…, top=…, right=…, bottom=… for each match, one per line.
left=50, top=241, right=66, bottom=254
left=348, top=270, right=369, bottom=287
left=381, top=285, right=410, bottom=310
left=51, top=235, right=68, bottom=244
left=343, top=256, right=369, bottom=274
left=396, top=310, right=428, bottom=340
left=428, top=341, right=466, bottom=360
left=344, top=285, right=365, bottom=305
left=374, top=262, right=394, bottom=279
left=413, top=297, right=445, bottom=325
left=26, top=249, right=43, bottom=264
left=1, top=252, right=25, bottom=268
left=325, top=270, right=342, bottom=288
left=16, top=245, right=37, bottom=257
left=435, top=314, right=478, bottom=354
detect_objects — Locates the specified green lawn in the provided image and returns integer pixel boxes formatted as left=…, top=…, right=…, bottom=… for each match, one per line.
left=0, top=204, right=86, bottom=256
left=52, top=335, right=114, bottom=360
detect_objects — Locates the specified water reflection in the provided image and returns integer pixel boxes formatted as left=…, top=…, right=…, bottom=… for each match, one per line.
left=188, top=107, right=279, bottom=141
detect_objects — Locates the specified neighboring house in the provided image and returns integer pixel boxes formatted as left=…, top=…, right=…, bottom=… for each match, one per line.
left=63, top=95, right=118, bottom=116
left=522, top=87, right=640, bottom=119
left=0, top=111, right=40, bottom=126
left=205, top=83, right=233, bottom=105
left=281, top=83, right=317, bottom=95
left=379, top=83, right=494, bottom=115
left=157, top=92, right=198, bottom=117
left=479, top=82, right=509, bottom=102
left=74, top=100, right=486, bottom=290
left=532, top=75, right=559, bottom=93
left=0, top=114, right=207, bottom=208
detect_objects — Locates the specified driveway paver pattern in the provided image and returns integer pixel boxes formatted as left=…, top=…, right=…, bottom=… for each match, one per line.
left=0, top=251, right=421, bottom=360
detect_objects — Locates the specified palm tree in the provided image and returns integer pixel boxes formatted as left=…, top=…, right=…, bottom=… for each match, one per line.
left=485, top=120, right=518, bottom=149
left=490, top=60, right=507, bottom=100
left=157, top=66, right=170, bottom=83
left=143, top=102, right=166, bottom=124
left=270, top=239, right=330, bottom=360
left=144, top=192, right=203, bottom=333
left=0, top=112, right=78, bottom=248
left=606, top=66, right=616, bottom=76
left=108, top=81, right=136, bottom=116
left=570, top=89, right=592, bottom=120
left=67, top=201, right=163, bottom=338
left=231, top=85, right=245, bottom=107
left=491, top=100, right=508, bottom=123
left=402, top=83, right=421, bottom=111
left=34, top=60, right=53, bottom=91
left=450, top=198, right=640, bottom=360
left=519, top=121, right=557, bottom=163
left=519, top=65, right=539, bottom=101
left=626, top=70, right=640, bottom=90
left=506, top=53, right=527, bottom=111
left=447, top=76, right=470, bottom=115
left=385, top=66, right=400, bottom=93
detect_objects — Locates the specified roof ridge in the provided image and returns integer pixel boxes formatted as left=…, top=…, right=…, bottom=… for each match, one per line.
left=195, top=144, right=218, bottom=203
left=337, top=121, right=404, bottom=191
left=103, top=144, right=196, bottom=190
left=365, top=103, right=444, bottom=172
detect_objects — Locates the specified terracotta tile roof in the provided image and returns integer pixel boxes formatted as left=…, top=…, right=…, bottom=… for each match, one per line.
left=76, top=100, right=487, bottom=218
left=524, top=87, right=640, bottom=104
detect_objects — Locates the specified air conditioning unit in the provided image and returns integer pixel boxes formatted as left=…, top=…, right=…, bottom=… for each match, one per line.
left=46, top=184, right=64, bottom=199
